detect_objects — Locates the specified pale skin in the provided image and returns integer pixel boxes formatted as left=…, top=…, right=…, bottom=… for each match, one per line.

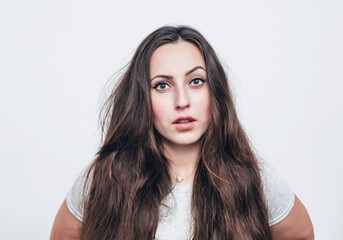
left=149, top=40, right=211, bottom=184
left=50, top=40, right=314, bottom=239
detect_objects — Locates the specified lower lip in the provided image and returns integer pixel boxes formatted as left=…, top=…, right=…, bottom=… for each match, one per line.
left=173, top=121, right=196, bottom=130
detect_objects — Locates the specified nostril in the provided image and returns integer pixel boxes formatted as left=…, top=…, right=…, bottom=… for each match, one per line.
left=176, top=103, right=190, bottom=110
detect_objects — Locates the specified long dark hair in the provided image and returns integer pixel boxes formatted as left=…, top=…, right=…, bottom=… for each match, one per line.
left=81, top=26, right=272, bottom=240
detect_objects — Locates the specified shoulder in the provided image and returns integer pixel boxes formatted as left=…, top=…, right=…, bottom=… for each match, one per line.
left=258, top=161, right=314, bottom=239
left=258, top=160, right=295, bottom=226
left=270, top=195, right=314, bottom=239
left=50, top=200, right=82, bottom=240
left=51, top=170, right=92, bottom=239
left=65, top=169, right=92, bottom=222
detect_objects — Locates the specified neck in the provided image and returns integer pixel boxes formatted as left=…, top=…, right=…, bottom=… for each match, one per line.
left=162, top=141, right=201, bottom=185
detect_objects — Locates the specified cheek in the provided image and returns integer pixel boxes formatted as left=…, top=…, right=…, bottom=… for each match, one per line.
left=151, top=95, right=170, bottom=126
left=203, top=96, right=212, bottom=123
left=194, top=90, right=211, bottom=120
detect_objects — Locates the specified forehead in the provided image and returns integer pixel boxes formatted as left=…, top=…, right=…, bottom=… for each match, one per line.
left=149, top=40, right=205, bottom=76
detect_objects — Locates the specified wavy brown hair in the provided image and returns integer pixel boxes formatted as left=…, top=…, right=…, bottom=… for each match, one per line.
left=80, top=26, right=272, bottom=239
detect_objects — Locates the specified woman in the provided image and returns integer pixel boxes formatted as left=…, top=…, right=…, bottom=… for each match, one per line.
left=51, top=25, right=314, bottom=239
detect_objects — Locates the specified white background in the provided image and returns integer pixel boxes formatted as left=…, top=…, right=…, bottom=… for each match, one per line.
left=1, top=0, right=342, bottom=239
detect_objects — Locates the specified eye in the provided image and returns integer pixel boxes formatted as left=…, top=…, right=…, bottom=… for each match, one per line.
left=190, top=77, right=205, bottom=87
left=153, top=82, right=170, bottom=90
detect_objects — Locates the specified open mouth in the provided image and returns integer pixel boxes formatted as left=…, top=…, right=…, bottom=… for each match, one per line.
left=172, top=116, right=196, bottom=130
left=173, top=116, right=196, bottom=124
left=175, top=119, right=194, bottom=124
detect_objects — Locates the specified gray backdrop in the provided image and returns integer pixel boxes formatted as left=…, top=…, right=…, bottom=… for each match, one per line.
left=1, top=0, right=342, bottom=239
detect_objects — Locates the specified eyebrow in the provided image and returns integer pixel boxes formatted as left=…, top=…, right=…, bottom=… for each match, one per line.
left=150, top=66, right=206, bottom=81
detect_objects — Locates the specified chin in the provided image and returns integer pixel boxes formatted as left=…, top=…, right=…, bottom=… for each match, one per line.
left=164, top=134, right=204, bottom=147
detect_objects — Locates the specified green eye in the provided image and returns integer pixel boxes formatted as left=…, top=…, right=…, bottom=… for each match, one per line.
left=153, top=82, right=169, bottom=90
left=190, top=78, right=205, bottom=86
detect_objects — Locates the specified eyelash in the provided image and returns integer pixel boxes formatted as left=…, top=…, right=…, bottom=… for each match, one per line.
left=152, top=77, right=206, bottom=90
left=190, top=77, right=206, bottom=86
left=153, top=82, right=169, bottom=90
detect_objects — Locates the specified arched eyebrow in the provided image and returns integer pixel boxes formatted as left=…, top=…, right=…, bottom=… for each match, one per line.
left=150, top=66, right=206, bottom=81
left=185, top=66, right=206, bottom=76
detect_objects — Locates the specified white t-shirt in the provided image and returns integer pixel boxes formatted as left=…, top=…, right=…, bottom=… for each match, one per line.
left=66, top=161, right=294, bottom=240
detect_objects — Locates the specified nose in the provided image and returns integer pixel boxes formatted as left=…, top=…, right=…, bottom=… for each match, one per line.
left=175, top=85, right=190, bottom=110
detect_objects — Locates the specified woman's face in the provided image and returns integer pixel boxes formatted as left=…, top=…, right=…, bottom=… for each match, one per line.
left=149, top=40, right=211, bottom=148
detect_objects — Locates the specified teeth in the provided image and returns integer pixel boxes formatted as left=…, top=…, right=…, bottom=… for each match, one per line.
left=178, top=120, right=191, bottom=123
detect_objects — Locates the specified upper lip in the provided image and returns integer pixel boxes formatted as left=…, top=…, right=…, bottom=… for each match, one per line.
left=172, top=116, right=196, bottom=124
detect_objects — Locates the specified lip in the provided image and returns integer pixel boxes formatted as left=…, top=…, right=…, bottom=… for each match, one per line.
left=172, top=116, right=196, bottom=130
left=172, top=116, right=196, bottom=124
